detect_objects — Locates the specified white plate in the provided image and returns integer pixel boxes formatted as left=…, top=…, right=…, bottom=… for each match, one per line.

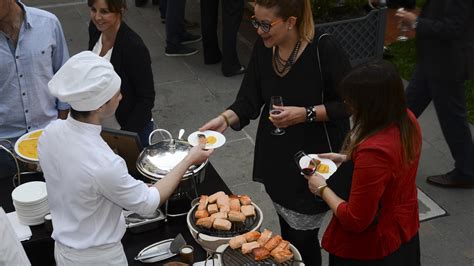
left=135, top=238, right=177, bottom=263
left=14, top=129, right=43, bottom=162
left=299, top=154, right=337, bottom=179
left=11, top=182, right=47, bottom=204
left=187, top=130, right=226, bottom=149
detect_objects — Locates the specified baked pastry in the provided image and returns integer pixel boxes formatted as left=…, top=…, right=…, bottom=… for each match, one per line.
left=239, top=195, right=252, bottom=205
left=212, top=218, right=232, bottom=231
left=197, top=195, right=208, bottom=211
left=229, top=198, right=241, bottom=211
left=207, top=204, right=218, bottom=215
left=194, top=210, right=209, bottom=219
left=244, top=231, right=261, bottom=242
left=219, top=205, right=230, bottom=213
left=271, top=248, right=293, bottom=263
left=210, top=212, right=227, bottom=220
left=229, top=234, right=247, bottom=249
left=208, top=191, right=225, bottom=203
left=253, top=247, right=270, bottom=261
left=263, top=235, right=283, bottom=251
left=228, top=210, right=246, bottom=223
left=196, top=217, right=214, bottom=229
left=216, top=194, right=230, bottom=208
left=275, top=240, right=290, bottom=251
left=241, top=241, right=260, bottom=254
left=198, top=134, right=206, bottom=145
left=257, top=229, right=272, bottom=246
left=241, top=205, right=256, bottom=217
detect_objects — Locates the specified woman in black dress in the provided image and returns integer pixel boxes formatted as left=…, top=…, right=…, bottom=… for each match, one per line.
left=200, top=0, right=350, bottom=264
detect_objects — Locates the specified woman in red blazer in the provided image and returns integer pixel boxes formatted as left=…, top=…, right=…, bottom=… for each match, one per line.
left=306, top=61, right=422, bottom=265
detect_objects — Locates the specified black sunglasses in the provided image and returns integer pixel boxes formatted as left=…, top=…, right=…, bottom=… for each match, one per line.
left=250, top=15, right=283, bottom=33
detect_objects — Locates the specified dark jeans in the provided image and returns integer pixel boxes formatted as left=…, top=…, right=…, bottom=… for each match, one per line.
left=329, top=233, right=420, bottom=266
left=406, top=66, right=474, bottom=179
left=278, top=215, right=321, bottom=266
left=138, top=120, right=155, bottom=147
left=165, top=0, right=186, bottom=50
left=159, top=0, right=167, bottom=19
left=200, top=0, right=244, bottom=73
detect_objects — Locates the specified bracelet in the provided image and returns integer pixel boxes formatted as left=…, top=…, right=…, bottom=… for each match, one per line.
left=220, top=113, right=230, bottom=127
left=318, top=184, right=328, bottom=197
left=305, top=106, right=317, bottom=122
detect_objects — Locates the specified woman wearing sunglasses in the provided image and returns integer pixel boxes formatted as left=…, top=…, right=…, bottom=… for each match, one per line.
left=200, top=0, right=351, bottom=265
left=306, top=61, right=422, bottom=265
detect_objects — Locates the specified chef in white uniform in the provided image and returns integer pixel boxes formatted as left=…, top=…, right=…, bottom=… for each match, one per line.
left=38, top=51, right=213, bottom=265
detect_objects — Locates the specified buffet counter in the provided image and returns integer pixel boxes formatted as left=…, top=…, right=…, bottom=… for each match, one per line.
left=0, top=163, right=231, bottom=265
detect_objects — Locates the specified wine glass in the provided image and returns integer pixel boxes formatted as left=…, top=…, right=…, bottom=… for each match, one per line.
left=294, top=150, right=318, bottom=176
left=397, top=8, right=409, bottom=42
left=269, top=96, right=285, bottom=135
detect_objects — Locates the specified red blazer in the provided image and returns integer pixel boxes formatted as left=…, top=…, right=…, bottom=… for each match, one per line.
left=322, top=110, right=421, bottom=260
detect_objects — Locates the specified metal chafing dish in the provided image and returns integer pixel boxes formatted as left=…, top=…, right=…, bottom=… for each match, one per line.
left=136, top=129, right=208, bottom=218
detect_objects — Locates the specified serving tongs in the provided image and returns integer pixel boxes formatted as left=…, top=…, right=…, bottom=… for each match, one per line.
left=134, top=233, right=186, bottom=261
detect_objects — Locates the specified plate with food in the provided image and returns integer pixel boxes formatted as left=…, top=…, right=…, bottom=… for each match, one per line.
left=14, top=129, right=43, bottom=162
left=298, top=154, right=337, bottom=179
left=215, top=228, right=304, bottom=265
left=187, top=130, right=226, bottom=149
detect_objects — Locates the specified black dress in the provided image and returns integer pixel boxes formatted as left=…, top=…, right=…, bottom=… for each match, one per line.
left=228, top=34, right=351, bottom=214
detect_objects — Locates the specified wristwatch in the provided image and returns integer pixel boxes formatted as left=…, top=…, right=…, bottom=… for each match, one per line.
left=305, top=106, right=317, bottom=122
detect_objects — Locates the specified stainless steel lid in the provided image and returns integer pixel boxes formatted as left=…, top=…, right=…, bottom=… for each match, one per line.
left=136, top=129, right=207, bottom=180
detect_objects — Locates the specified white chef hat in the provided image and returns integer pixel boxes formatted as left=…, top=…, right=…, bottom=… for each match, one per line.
left=48, top=51, right=121, bottom=111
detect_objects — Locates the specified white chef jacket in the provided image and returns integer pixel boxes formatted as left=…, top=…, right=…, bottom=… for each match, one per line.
left=38, top=116, right=160, bottom=249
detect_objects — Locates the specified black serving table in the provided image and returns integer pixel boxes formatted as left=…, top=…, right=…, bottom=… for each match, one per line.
left=0, top=163, right=232, bottom=265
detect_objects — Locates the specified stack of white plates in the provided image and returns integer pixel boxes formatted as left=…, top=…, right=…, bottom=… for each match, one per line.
left=11, top=181, right=49, bottom=226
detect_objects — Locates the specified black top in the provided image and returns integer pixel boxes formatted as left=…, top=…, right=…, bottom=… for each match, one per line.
left=416, top=0, right=474, bottom=80
left=88, top=22, right=155, bottom=133
left=229, top=34, right=351, bottom=214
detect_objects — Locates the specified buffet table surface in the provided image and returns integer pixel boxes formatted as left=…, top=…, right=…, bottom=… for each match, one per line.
left=0, top=163, right=232, bottom=265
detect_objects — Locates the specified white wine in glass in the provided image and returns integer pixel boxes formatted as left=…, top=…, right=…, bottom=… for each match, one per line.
left=269, top=96, right=285, bottom=135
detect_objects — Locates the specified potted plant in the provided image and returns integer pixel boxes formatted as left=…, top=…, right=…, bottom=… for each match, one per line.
left=313, top=0, right=387, bottom=66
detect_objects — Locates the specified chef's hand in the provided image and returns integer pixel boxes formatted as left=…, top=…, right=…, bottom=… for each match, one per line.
left=318, top=153, right=347, bottom=167
left=185, top=144, right=213, bottom=165
left=269, top=106, right=306, bottom=129
left=395, top=8, right=417, bottom=25
left=199, top=116, right=227, bottom=133
left=305, top=173, right=327, bottom=197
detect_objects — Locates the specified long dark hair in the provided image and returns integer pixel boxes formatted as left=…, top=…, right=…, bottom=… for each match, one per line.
left=87, top=0, right=127, bottom=14
left=340, top=60, right=420, bottom=164
left=255, top=0, right=314, bottom=42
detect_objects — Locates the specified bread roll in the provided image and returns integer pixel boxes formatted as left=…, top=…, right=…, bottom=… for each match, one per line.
left=212, top=218, right=232, bottom=231
left=271, top=248, right=293, bottom=264
left=197, top=195, right=208, bottom=211
left=207, top=204, right=218, bottom=214
left=263, top=235, right=283, bottom=251
left=229, top=234, right=247, bottom=249
left=195, top=209, right=209, bottom=219
left=244, top=231, right=261, bottom=242
left=216, top=194, right=230, bottom=208
left=241, top=205, right=256, bottom=217
left=219, top=205, right=230, bottom=213
left=229, top=194, right=239, bottom=199
left=208, top=191, right=225, bottom=203
left=228, top=211, right=246, bottom=223
left=196, top=217, right=214, bottom=229
left=241, top=241, right=260, bottom=254
left=257, top=229, right=272, bottom=246
left=239, top=195, right=252, bottom=205
left=229, top=198, right=241, bottom=212
left=210, top=211, right=228, bottom=219
left=253, top=247, right=270, bottom=261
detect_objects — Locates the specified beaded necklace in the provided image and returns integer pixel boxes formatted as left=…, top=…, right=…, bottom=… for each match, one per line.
left=273, top=40, right=302, bottom=75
